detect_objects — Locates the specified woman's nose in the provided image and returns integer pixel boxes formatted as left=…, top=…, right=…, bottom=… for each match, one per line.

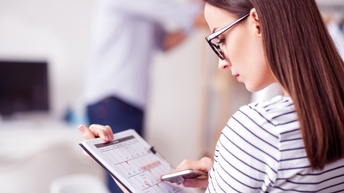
left=218, top=58, right=230, bottom=69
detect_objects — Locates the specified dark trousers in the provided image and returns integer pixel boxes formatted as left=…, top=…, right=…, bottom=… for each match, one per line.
left=87, top=96, right=144, bottom=193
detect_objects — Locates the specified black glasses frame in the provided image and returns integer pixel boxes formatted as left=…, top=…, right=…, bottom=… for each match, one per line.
left=205, top=13, right=249, bottom=60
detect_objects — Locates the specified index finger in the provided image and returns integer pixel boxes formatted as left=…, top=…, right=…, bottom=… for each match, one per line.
left=79, top=124, right=114, bottom=142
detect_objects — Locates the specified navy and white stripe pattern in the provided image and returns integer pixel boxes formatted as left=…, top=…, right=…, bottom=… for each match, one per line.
left=206, top=96, right=344, bottom=192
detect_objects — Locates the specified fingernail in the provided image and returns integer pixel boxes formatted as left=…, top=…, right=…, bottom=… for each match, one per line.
left=184, top=180, right=191, bottom=187
left=78, top=125, right=85, bottom=132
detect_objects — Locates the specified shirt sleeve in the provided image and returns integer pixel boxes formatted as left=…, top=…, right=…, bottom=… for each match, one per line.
left=103, top=0, right=202, bottom=34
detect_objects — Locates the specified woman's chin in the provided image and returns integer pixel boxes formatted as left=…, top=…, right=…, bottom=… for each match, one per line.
left=245, top=83, right=272, bottom=93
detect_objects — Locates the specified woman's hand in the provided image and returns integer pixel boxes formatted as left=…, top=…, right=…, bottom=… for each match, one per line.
left=79, top=125, right=131, bottom=192
left=78, top=124, right=114, bottom=142
left=172, top=157, right=213, bottom=188
left=78, top=124, right=114, bottom=158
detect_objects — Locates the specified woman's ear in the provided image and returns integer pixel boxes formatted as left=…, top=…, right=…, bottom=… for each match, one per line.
left=250, top=8, right=261, bottom=37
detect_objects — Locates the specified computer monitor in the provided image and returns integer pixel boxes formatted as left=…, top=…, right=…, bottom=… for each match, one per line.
left=0, top=60, right=50, bottom=117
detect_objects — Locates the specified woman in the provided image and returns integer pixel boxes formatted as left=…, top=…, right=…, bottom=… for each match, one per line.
left=80, top=0, right=344, bottom=192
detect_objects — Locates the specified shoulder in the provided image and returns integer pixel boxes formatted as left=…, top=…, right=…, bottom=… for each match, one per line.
left=224, top=95, right=296, bottom=142
left=215, top=96, right=299, bottom=189
left=225, top=95, right=300, bottom=151
left=235, top=95, right=297, bottom=131
left=223, top=96, right=297, bottom=151
left=225, top=95, right=304, bottom=166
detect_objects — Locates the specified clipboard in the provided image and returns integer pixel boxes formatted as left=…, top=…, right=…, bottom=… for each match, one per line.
left=79, top=129, right=198, bottom=193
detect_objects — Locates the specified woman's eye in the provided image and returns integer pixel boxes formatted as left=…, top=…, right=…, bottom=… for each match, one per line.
left=217, top=38, right=225, bottom=45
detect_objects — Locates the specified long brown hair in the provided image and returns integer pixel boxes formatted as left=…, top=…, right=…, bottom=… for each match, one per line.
left=204, top=0, right=344, bottom=170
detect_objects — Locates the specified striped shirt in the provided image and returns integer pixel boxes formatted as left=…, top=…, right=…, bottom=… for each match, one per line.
left=206, top=96, right=344, bottom=193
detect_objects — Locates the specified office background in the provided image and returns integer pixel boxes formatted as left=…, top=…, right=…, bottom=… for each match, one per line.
left=0, top=0, right=343, bottom=192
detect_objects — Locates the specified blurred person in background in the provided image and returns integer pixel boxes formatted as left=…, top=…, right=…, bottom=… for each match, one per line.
left=82, top=0, right=205, bottom=192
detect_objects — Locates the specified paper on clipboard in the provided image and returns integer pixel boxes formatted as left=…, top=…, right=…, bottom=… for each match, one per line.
left=79, top=129, right=199, bottom=193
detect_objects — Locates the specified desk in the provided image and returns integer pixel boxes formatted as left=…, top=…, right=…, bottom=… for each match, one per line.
left=0, top=120, right=105, bottom=193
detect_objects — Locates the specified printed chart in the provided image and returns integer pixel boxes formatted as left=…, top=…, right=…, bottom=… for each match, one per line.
left=88, top=131, right=197, bottom=193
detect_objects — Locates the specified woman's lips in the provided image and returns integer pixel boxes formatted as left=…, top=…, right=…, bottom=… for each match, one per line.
left=233, top=73, right=240, bottom=80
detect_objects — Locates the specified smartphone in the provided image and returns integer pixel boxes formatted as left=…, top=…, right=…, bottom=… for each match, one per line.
left=161, top=169, right=207, bottom=184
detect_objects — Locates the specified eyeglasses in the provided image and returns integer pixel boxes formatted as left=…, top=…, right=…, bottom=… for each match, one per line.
left=205, top=13, right=249, bottom=60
